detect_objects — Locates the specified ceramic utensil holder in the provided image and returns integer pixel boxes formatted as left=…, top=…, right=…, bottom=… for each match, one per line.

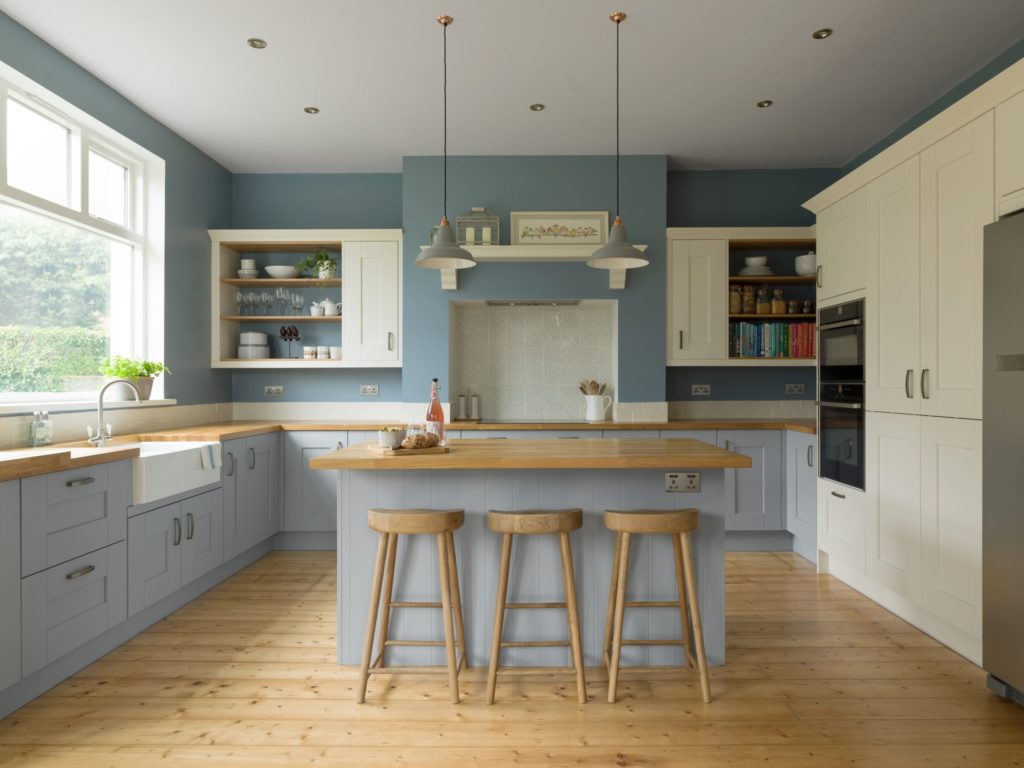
left=584, top=394, right=612, bottom=422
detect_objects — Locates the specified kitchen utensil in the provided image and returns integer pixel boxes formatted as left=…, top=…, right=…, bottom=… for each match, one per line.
left=316, top=345, right=329, bottom=360
left=240, top=258, right=256, bottom=270
left=303, top=346, right=315, bottom=359
left=469, top=395, right=480, bottom=419
left=585, top=394, right=612, bottom=422
left=237, top=344, right=270, bottom=359
left=310, top=304, right=325, bottom=317
left=794, top=251, right=817, bottom=276
left=320, top=298, right=341, bottom=316
left=240, top=331, right=268, bottom=345
left=377, top=428, right=407, bottom=449
left=745, top=255, right=768, bottom=267
left=237, top=269, right=260, bottom=279
left=265, top=265, right=299, bottom=278
left=738, top=266, right=774, bottom=276
left=329, top=346, right=341, bottom=360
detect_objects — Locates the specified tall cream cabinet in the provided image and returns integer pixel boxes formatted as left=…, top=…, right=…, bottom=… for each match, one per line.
left=666, top=239, right=728, bottom=362
left=995, top=88, right=1024, bottom=216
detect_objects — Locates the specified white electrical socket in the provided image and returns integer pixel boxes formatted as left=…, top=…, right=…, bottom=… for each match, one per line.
left=665, top=472, right=701, bottom=492
left=785, top=383, right=806, bottom=395
left=691, top=384, right=711, bottom=396
left=360, top=384, right=379, bottom=397
left=264, top=385, right=283, bottom=397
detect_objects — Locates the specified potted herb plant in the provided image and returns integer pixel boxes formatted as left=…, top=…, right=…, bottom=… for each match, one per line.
left=99, top=356, right=170, bottom=401
left=295, top=248, right=337, bottom=279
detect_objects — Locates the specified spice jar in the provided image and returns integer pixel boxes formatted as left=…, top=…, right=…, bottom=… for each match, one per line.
left=741, top=285, right=756, bottom=314
left=771, top=289, right=787, bottom=315
left=756, top=288, right=771, bottom=314
left=729, top=286, right=742, bottom=314
left=802, top=299, right=814, bottom=314
left=787, top=299, right=800, bottom=314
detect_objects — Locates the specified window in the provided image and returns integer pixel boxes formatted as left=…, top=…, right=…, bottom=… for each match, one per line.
left=0, top=68, right=164, bottom=405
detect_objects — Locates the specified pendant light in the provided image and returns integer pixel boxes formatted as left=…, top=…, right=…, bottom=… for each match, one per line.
left=416, top=15, right=476, bottom=271
left=588, top=11, right=649, bottom=271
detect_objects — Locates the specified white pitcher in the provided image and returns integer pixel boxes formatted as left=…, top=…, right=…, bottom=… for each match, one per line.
left=584, top=394, right=612, bottom=422
left=320, top=299, right=341, bottom=316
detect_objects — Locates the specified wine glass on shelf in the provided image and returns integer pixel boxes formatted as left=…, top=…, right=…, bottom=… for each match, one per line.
left=234, top=291, right=243, bottom=315
left=260, top=292, right=273, bottom=316
left=291, top=292, right=304, bottom=316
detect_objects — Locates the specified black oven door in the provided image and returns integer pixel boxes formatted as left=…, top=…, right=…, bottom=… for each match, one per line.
left=818, top=400, right=864, bottom=490
left=818, top=300, right=864, bottom=383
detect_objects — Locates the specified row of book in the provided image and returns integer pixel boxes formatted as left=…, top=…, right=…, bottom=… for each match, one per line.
left=729, top=322, right=816, bottom=359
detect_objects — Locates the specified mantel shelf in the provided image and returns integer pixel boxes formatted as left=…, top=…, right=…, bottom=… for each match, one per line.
left=420, top=244, right=648, bottom=290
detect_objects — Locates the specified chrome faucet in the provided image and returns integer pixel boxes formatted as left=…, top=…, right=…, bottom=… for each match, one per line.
left=87, top=379, right=141, bottom=447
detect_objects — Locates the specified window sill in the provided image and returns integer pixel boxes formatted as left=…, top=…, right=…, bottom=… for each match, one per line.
left=0, top=399, right=177, bottom=417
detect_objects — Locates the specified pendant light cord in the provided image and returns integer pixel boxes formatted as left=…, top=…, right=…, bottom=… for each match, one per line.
left=615, top=16, right=620, bottom=219
left=443, top=21, right=448, bottom=220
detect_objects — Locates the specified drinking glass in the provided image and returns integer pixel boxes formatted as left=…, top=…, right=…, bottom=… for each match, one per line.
left=235, top=291, right=243, bottom=314
left=261, top=292, right=273, bottom=315
left=291, top=292, right=304, bottom=315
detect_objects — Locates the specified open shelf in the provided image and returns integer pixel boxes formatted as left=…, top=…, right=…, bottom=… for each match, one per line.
left=728, top=238, right=816, bottom=251
left=220, top=315, right=342, bottom=322
left=730, top=313, right=815, bottom=320
left=221, top=278, right=342, bottom=287
left=728, top=275, right=816, bottom=284
left=668, top=358, right=816, bottom=367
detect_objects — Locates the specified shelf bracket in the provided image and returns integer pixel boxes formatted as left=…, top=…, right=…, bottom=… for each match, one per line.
left=609, top=269, right=626, bottom=290
left=440, top=268, right=457, bottom=290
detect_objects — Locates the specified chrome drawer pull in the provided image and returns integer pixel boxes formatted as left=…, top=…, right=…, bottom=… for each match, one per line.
left=173, top=517, right=182, bottom=546
left=831, top=490, right=846, bottom=499
left=388, top=332, right=395, bottom=351
left=187, top=512, right=195, bottom=540
left=905, top=369, right=914, bottom=399
left=807, top=444, right=814, bottom=467
left=225, top=452, right=234, bottom=477
left=679, top=330, right=684, bottom=349
left=65, top=564, right=96, bottom=580
left=248, top=446, right=256, bottom=470
left=65, top=477, right=95, bottom=488
left=816, top=265, right=823, bottom=288
left=921, top=368, right=931, bottom=399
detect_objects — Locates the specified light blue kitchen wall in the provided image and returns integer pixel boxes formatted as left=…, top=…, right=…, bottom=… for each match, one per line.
left=0, top=12, right=234, bottom=406
left=231, top=174, right=402, bottom=229
left=401, top=155, right=668, bottom=404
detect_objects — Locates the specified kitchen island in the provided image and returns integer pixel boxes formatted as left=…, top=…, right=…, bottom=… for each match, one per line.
left=311, top=438, right=751, bottom=668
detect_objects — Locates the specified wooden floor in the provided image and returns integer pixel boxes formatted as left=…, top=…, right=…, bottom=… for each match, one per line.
left=1, top=551, right=1023, bottom=767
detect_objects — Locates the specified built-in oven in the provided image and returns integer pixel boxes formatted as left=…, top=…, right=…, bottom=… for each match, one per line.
left=817, top=299, right=865, bottom=490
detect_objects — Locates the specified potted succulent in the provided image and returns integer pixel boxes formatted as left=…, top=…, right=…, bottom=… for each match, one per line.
left=295, top=248, right=337, bottom=279
left=99, top=356, right=170, bottom=401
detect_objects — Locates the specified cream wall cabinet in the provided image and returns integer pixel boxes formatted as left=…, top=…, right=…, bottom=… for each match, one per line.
left=342, top=240, right=401, bottom=364
left=995, top=88, right=1024, bottom=216
left=666, top=239, right=728, bottom=362
left=0, top=481, right=20, bottom=691
left=815, top=187, right=867, bottom=302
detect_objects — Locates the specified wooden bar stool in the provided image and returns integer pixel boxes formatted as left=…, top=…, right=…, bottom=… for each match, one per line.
left=486, top=509, right=587, bottom=704
left=602, top=508, right=711, bottom=704
left=357, top=508, right=468, bottom=704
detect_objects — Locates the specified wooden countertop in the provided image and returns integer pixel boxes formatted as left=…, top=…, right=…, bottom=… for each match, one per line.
left=309, top=438, right=754, bottom=471
left=0, top=445, right=140, bottom=483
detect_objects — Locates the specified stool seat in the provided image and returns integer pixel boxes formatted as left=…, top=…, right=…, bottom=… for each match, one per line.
left=488, top=508, right=582, bottom=535
left=368, top=508, right=464, bottom=535
left=604, top=508, right=698, bottom=534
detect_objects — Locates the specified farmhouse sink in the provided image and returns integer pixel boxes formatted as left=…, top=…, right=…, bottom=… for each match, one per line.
left=123, top=441, right=221, bottom=505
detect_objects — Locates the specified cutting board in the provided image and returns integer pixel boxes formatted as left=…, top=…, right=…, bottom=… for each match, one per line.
left=366, top=444, right=450, bottom=457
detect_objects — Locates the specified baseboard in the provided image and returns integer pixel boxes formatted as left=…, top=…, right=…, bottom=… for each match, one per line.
left=790, top=532, right=817, bottom=565
left=272, top=531, right=336, bottom=550
left=0, top=539, right=272, bottom=719
left=725, top=530, right=794, bottom=552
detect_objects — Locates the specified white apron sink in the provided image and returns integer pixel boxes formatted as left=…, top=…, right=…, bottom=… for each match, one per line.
left=124, top=441, right=221, bottom=505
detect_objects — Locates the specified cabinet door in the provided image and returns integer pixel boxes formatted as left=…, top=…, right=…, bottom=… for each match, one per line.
left=342, top=240, right=400, bottom=362
left=127, top=503, right=182, bottom=616
left=221, top=439, right=246, bottom=560
left=816, top=186, right=867, bottom=301
left=817, top=478, right=866, bottom=574
left=666, top=239, right=728, bottom=362
left=920, top=112, right=994, bottom=420
left=244, top=432, right=282, bottom=545
left=785, top=432, right=817, bottom=546
left=865, top=412, right=921, bottom=600
left=866, top=156, right=922, bottom=414
left=181, top=489, right=224, bottom=587
left=920, top=417, right=982, bottom=643
left=0, top=480, right=20, bottom=691
left=717, top=430, right=782, bottom=530
left=996, top=89, right=1024, bottom=216
left=284, top=431, right=344, bottom=531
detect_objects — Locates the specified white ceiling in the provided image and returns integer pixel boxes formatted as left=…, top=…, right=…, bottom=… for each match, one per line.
left=2, top=0, right=1023, bottom=173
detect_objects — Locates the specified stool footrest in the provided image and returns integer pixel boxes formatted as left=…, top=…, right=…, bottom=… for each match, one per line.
left=500, top=640, right=570, bottom=648
left=384, top=640, right=446, bottom=647
left=388, top=601, right=442, bottom=609
left=624, top=600, right=681, bottom=608
left=366, top=665, right=465, bottom=676
left=620, top=639, right=686, bottom=647
left=506, top=602, right=567, bottom=610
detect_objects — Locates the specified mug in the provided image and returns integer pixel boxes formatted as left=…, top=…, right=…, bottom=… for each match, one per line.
left=584, top=394, right=612, bottom=423
left=329, top=346, right=341, bottom=360
left=310, top=304, right=325, bottom=317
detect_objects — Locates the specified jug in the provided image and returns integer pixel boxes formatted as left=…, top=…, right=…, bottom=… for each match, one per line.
left=584, top=394, right=612, bottom=422
left=320, top=299, right=341, bottom=316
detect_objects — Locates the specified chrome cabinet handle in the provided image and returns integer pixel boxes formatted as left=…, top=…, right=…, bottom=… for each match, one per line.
left=815, top=401, right=863, bottom=410
left=816, top=265, right=823, bottom=288
left=819, top=318, right=862, bottom=331
left=679, top=330, right=684, bottom=349
left=387, top=332, right=394, bottom=351
left=921, top=368, right=931, bottom=399
left=225, top=452, right=234, bottom=476
left=905, top=369, right=914, bottom=399
left=173, top=517, right=182, bottom=546
left=845, top=439, right=854, bottom=460
left=725, top=440, right=732, bottom=451
left=248, top=446, right=255, bottom=470
left=807, top=444, right=814, bottom=467
left=186, top=512, right=195, bottom=540
left=65, top=564, right=95, bottom=580
left=65, top=477, right=95, bottom=488
left=831, top=490, right=846, bottom=499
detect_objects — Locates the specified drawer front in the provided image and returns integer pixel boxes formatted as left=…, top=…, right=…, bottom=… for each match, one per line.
left=21, top=461, right=130, bottom=577
left=21, top=541, right=127, bottom=676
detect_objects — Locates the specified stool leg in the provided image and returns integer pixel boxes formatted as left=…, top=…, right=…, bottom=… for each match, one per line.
left=607, top=531, right=631, bottom=704
left=357, top=532, right=390, bottom=704
left=559, top=531, right=587, bottom=704
left=671, top=532, right=695, bottom=669
left=601, top=531, right=623, bottom=669
left=374, top=533, right=399, bottom=669
left=486, top=532, right=513, bottom=704
left=681, top=531, right=712, bottom=703
left=446, top=530, right=468, bottom=672
left=435, top=533, right=460, bottom=704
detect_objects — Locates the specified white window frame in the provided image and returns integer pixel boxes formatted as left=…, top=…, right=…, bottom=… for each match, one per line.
left=0, top=62, right=166, bottom=410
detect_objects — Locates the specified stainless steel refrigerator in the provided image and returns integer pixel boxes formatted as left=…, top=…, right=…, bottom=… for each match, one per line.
left=983, top=211, right=1024, bottom=705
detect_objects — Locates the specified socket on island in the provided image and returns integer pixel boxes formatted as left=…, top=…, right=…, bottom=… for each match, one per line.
left=665, top=472, right=701, bottom=493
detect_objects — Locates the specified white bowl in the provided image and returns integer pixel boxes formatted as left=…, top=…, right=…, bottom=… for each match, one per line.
left=794, top=251, right=817, bottom=276
left=377, top=429, right=406, bottom=449
left=265, top=265, right=299, bottom=279
left=744, top=255, right=768, bottom=267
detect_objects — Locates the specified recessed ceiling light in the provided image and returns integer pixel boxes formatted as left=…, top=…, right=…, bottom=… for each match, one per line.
left=756, top=100, right=774, bottom=108
left=530, top=103, right=545, bottom=112
left=812, top=28, right=833, bottom=40
left=303, top=106, right=320, bottom=115
left=246, top=37, right=267, bottom=49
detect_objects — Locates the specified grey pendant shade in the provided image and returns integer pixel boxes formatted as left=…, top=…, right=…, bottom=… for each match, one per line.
left=416, top=15, right=476, bottom=273
left=588, top=11, right=647, bottom=274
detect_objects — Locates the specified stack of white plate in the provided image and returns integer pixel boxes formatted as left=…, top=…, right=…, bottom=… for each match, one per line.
left=238, top=331, right=269, bottom=359
left=240, top=332, right=268, bottom=345
left=238, top=269, right=260, bottom=279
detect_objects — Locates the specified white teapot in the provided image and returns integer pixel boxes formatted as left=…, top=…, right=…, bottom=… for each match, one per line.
left=320, top=299, right=341, bottom=316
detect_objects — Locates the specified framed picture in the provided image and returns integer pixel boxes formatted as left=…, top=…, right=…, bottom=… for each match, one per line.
left=510, top=211, right=609, bottom=246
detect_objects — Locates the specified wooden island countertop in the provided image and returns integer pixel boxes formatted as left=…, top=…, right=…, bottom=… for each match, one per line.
left=310, top=437, right=753, bottom=471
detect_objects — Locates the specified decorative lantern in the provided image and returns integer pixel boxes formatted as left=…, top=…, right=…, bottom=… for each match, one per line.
left=455, top=207, right=500, bottom=246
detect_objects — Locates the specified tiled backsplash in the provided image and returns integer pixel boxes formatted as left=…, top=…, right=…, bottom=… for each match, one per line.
left=450, top=301, right=617, bottom=421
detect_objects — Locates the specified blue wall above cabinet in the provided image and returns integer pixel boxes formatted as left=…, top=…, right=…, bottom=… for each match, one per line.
left=232, top=174, right=402, bottom=229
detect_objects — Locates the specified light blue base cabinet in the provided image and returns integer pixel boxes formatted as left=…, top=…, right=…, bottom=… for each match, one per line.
left=0, top=480, right=20, bottom=691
